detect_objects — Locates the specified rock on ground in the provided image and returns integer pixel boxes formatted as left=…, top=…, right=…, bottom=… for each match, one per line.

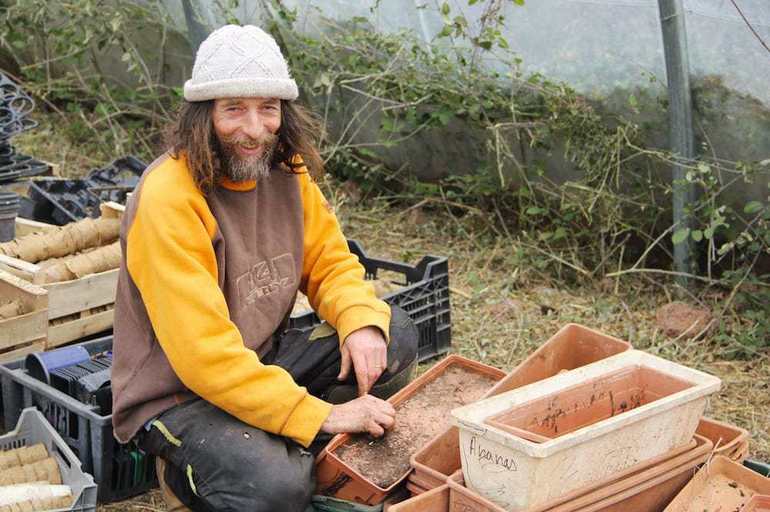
left=655, top=301, right=714, bottom=338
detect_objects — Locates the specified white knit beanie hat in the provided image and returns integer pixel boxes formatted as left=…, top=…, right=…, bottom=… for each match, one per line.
left=184, top=25, right=299, bottom=102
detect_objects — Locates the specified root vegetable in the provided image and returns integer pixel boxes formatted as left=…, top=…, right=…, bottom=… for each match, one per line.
left=0, top=455, right=60, bottom=487
left=36, top=458, right=60, bottom=485
left=0, top=301, right=22, bottom=320
left=0, top=445, right=47, bottom=469
left=0, top=218, right=120, bottom=263
left=33, top=242, right=121, bottom=284
left=0, top=484, right=72, bottom=508
left=15, top=445, right=46, bottom=467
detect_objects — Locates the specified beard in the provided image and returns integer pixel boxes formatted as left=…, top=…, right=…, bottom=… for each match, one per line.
left=217, top=132, right=279, bottom=182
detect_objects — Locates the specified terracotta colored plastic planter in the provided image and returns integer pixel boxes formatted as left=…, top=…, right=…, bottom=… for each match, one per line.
left=487, top=365, right=697, bottom=442
left=315, top=355, right=505, bottom=505
left=388, top=484, right=449, bottom=512
left=695, top=417, right=749, bottom=461
left=663, top=455, right=770, bottom=511
left=744, top=495, right=770, bottom=512
left=408, top=324, right=631, bottom=495
left=733, top=440, right=751, bottom=462
left=408, top=426, right=462, bottom=494
left=443, top=434, right=711, bottom=512
left=447, top=471, right=508, bottom=512
left=404, top=480, right=429, bottom=497
left=452, top=350, right=721, bottom=511
left=486, top=323, right=632, bottom=397
left=544, top=434, right=713, bottom=512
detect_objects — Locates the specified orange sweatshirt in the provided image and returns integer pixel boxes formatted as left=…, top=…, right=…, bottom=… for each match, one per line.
left=111, top=154, right=391, bottom=447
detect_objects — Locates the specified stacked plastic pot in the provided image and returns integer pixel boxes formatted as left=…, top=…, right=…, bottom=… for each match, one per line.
left=314, top=324, right=767, bottom=512
left=0, top=72, right=48, bottom=183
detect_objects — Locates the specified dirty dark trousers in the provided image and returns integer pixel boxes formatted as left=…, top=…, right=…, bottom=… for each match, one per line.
left=136, top=305, right=418, bottom=512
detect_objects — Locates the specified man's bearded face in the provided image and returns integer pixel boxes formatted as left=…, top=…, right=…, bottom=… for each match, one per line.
left=217, top=131, right=278, bottom=182
left=211, top=97, right=282, bottom=182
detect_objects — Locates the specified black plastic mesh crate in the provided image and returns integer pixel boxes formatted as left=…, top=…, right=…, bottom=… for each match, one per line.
left=288, top=239, right=451, bottom=362
left=0, top=336, right=156, bottom=503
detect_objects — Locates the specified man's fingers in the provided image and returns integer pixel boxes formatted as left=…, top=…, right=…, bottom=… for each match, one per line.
left=367, top=421, right=385, bottom=438
left=380, top=347, right=388, bottom=375
left=374, top=411, right=395, bottom=430
left=368, top=346, right=387, bottom=389
left=370, top=362, right=384, bottom=388
left=353, top=352, right=370, bottom=396
left=338, top=346, right=352, bottom=381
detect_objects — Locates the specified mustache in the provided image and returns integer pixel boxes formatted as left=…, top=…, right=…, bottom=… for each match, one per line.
left=219, top=132, right=278, bottom=149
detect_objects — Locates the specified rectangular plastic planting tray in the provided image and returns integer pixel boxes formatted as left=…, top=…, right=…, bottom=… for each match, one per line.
left=408, top=323, right=632, bottom=494
left=388, top=484, right=450, bottom=512
left=314, top=355, right=505, bottom=505
left=444, top=433, right=712, bottom=512
left=696, top=417, right=749, bottom=461
left=663, top=455, right=770, bottom=512
left=451, top=349, right=721, bottom=511
left=543, top=433, right=712, bottom=512
left=486, top=323, right=631, bottom=397
left=409, top=426, right=461, bottom=493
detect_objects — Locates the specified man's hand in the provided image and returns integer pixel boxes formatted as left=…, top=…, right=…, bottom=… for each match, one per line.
left=320, top=395, right=396, bottom=437
left=339, top=326, right=387, bottom=396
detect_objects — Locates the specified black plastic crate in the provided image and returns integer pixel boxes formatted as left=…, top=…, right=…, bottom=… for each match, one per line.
left=0, top=336, right=156, bottom=503
left=288, top=239, right=451, bottom=362
left=26, top=156, right=145, bottom=225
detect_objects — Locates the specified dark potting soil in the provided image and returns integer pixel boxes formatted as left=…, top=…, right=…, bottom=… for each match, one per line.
left=334, top=365, right=497, bottom=489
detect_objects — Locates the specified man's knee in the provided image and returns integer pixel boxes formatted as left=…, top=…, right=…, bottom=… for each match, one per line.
left=386, top=305, right=419, bottom=375
left=207, top=439, right=314, bottom=512
left=256, top=458, right=314, bottom=511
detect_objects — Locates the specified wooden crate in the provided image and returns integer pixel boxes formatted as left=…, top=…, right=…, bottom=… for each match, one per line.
left=0, top=269, right=48, bottom=363
left=47, top=303, right=116, bottom=348
left=0, top=202, right=124, bottom=348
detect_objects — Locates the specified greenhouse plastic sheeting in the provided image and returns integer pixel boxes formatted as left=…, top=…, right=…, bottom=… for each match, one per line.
left=157, top=0, right=770, bottom=106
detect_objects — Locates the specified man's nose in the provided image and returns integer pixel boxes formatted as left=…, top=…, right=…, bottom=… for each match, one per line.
left=242, top=109, right=266, bottom=139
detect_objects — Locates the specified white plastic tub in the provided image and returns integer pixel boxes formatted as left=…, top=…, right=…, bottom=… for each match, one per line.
left=451, top=350, right=721, bottom=511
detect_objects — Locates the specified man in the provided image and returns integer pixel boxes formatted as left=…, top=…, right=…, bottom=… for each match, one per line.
left=111, top=24, right=418, bottom=511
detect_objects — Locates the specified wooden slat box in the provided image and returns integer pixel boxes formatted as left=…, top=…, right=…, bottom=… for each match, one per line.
left=0, top=202, right=123, bottom=349
left=0, top=269, right=48, bottom=362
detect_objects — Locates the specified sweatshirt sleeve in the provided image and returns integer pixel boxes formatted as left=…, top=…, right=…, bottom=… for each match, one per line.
left=126, top=171, right=331, bottom=448
left=298, top=171, right=392, bottom=344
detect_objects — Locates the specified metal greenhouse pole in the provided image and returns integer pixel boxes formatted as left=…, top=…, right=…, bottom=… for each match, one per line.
left=658, top=0, right=696, bottom=290
left=181, top=0, right=210, bottom=54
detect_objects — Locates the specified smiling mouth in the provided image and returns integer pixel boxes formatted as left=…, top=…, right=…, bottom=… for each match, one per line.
left=236, top=144, right=262, bottom=155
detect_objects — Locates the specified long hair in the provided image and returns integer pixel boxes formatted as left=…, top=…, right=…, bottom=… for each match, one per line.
left=166, top=99, right=325, bottom=193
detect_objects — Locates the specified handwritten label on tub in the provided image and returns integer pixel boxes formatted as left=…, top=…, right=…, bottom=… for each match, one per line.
left=467, top=435, right=518, bottom=472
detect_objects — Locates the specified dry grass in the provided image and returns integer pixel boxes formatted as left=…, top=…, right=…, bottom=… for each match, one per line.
left=15, top=114, right=152, bottom=179
left=12, top=133, right=768, bottom=511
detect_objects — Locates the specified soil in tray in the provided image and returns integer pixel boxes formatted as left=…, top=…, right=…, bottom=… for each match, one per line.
left=334, top=366, right=496, bottom=489
left=683, top=473, right=756, bottom=511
